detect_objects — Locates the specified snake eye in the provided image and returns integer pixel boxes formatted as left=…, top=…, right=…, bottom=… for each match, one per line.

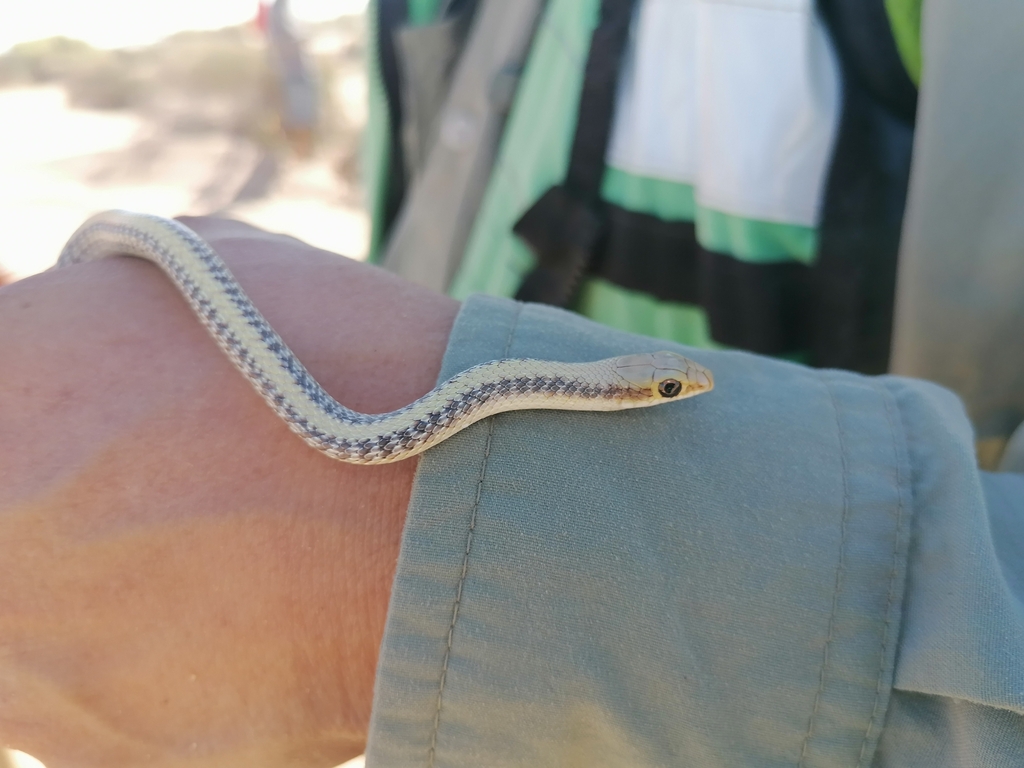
left=658, top=379, right=682, bottom=398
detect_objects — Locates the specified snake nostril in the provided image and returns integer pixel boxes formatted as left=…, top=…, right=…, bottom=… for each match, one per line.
left=658, top=379, right=682, bottom=398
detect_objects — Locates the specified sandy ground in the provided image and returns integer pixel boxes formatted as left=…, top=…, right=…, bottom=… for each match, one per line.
left=0, top=0, right=368, bottom=53
left=0, top=85, right=369, bottom=281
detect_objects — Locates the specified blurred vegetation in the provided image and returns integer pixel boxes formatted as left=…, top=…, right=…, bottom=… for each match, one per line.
left=0, top=17, right=367, bottom=164
left=0, top=36, right=100, bottom=86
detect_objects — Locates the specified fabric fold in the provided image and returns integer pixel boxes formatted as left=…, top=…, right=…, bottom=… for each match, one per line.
left=365, top=295, right=945, bottom=766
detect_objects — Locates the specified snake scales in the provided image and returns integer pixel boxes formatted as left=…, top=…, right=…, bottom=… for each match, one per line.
left=57, top=211, right=714, bottom=464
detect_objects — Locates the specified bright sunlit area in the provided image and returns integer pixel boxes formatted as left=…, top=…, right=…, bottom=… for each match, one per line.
left=0, top=0, right=371, bottom=283
left=0, top=0, right=369, bottom=51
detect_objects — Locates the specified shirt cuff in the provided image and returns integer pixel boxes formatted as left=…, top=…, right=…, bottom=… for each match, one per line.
left=367, top=294, right=915, bottom=767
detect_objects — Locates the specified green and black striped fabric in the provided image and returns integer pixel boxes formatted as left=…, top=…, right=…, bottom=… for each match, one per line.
left=368, top=0, right=920, bottom=372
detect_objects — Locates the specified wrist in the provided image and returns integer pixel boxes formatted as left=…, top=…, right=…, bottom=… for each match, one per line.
left=0, top=216, right=458, bottom=766
left=177, top=216, right=461, bottom=752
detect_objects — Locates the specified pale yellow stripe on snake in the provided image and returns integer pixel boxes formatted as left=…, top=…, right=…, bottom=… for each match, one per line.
left=57, top=211, right=714, bottom=464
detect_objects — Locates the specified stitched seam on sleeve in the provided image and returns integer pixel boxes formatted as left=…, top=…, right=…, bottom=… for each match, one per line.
left=428, top=303, right=523, bottom=768
left=856, top=384, right=908, bottom=767
left=798, top=373, right=852, bottom=767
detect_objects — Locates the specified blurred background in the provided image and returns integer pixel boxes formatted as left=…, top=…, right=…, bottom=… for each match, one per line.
left=0, top=0, right=371, bottom=283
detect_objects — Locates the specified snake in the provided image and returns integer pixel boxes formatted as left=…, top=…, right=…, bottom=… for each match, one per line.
left=56, top=211, right=714, bottom=465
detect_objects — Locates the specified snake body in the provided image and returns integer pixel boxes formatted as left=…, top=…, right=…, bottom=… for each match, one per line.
left=57, top=211, right=713, bottom=464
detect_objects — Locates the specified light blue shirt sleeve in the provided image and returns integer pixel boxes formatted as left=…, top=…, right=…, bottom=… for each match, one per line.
left=366, top=295, right=1024, bottom=767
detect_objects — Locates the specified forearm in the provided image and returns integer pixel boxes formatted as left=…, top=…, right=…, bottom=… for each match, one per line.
left=0, top=217, right=458, bottom=767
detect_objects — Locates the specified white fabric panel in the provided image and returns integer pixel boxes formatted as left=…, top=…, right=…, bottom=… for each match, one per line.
left=606, top=0, right=841, bottom=227
left=695, top=0, right=841, bottom=225
left=606, top=0, right=699, bottom=184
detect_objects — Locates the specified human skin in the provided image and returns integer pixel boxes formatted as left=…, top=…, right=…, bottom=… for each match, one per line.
left=0, top=217, right=459, bottom=767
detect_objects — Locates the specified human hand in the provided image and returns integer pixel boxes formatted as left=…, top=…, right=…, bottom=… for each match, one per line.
left=0, top=218, right=458, bottom=767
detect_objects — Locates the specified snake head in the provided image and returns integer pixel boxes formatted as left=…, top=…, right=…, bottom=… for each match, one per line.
left=613, top=351, right=714, bottom=402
